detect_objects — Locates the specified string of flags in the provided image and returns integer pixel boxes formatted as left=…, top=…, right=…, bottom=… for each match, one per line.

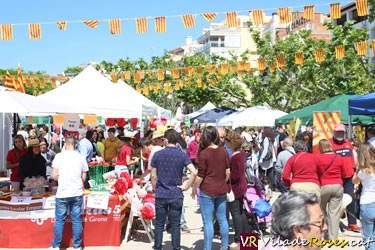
left=0, top=0, right=369, bottom=40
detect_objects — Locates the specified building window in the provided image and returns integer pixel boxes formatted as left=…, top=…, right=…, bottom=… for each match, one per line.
left=336, top=14, right=347, bottom=25
left=352, top=9, right=368, bottom=24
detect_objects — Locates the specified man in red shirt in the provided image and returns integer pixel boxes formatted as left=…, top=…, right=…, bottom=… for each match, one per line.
left=329, top=123, right=360, bottom=232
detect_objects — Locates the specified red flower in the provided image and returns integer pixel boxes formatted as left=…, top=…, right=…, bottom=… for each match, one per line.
left=88, top=162, right=97, bottom=167
left=112, top=177, right=128, bottom=195
left=141, top=203, right=155, bottom=221
left=143, top=193, right=155, bottom=204
left=120, top=172, right=133, bottom=188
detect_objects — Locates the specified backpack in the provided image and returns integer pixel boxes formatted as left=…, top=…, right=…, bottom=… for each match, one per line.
left=260, top=137, right=273, bottom=161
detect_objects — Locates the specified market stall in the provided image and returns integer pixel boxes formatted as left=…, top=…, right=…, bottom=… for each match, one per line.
left=0, top=193, right=127, bottom=248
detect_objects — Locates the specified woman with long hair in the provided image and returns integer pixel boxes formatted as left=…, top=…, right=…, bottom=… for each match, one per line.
left=352, top=143, right=375, bottom=250
left=225, top=130, right=250, bottom=248
left=39, top=137, right=56, bottom=182
left=192, top=126, right=230, bottom=250
left=6, top=135, right=27, bottom=190
left=316, top=139, right=345, bottom=240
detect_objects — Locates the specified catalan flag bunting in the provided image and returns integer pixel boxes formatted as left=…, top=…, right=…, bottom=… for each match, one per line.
left=123, top=71, right=131, bottom=80
left=5, top=71, right=16, bottom=90
left=295, top=52, right=304, bottom=65
left=335, top=45, right=345, bottom=59
left=137, top=70, right=145, bottom=79
left=357, top=41, right=368, bottom=56
left=252, top=9, right=264, bottom=25
left=110, top=72, right=118, bottom=83
left=157, top=69, right=165, bottom=81
left=197, top=77, right=202, bottom=88
left=303, top=5, right=315, bottom=20
left=24, top=76, right=31, bottom=88
left=372, top=40, right=375, bottom=55
left=226, top=11, right=238, bottom=28
left=83, top=20, right=99, bottom=28
left=278, top=7, right=291, bottom=24
left=57, top=21, right=67, bottom=31
left=155, top=16, right=166, bottom=33
left=109, top=19, right=121, bottom=34
left=219, top=64, right=229, bottom=74
left=269, top=62, right=276, bottom=72
left=356, top=0, right=369, bottom=16
left=330, top=3, right=341, bottom=19
left=276, top=55, right=286, bottom=68
left=133, top=72, right=141, bottom=83
left=17, top=65, right=26, bottom=93
left=136, top=17, right=148, bottom=34
left=182, top=14, right=196, bottom=29
left=315, top=49, right=325, bottom=62
left=171, top=69, right=180, bottom=79
left=1, top=24, right=13, bottom=40
left=258, top=58, right=266, bottom=71
left=201, top=13, right=217, bottom=22
left=28, top=23, right=42, bottom=40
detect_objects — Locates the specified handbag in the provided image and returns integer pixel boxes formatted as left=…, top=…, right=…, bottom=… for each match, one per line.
left=260, top=137, right=273, bottom=161
left=227, top=189, right=235, bottom=202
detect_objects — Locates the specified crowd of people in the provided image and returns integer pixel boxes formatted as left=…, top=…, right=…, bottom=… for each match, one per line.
left=4, top=121, right=375, bottom=250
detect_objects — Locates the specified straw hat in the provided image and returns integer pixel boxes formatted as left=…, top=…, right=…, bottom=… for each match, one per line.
left=28, top=138, right=40, bottom=147
left=152, top=130, right=164, bottom=140
left=122, top=131, right=135, bottom=138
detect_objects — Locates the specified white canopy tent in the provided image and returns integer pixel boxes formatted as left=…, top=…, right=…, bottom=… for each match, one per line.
left=186, top=101, right=216, bottom=119
left=38, top=66, right=171, bottom=118
left=216, top=105, right=287, bottom=128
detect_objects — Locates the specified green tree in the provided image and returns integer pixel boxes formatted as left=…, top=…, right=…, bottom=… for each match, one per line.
left=243, top=20, right=374, bottom=112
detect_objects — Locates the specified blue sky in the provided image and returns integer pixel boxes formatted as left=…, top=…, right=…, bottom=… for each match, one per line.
left=0, top=0, right=351, bottom=75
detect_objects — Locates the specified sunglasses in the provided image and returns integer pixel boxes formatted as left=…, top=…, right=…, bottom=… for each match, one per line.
left=307, top=217, right=325, bottom=231
left=244, top=150, right=251, bottom=153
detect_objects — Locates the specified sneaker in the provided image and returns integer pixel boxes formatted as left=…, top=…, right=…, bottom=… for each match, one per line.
left=346, top=224, right=361, bottom=232
left=181, top=224, right=191, bottom=233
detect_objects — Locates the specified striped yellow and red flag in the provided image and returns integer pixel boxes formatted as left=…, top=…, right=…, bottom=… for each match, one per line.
left=137, top=70, right=145, bottom=80
left=196, top=66, right=203, bottom=74
left=133, top=72, right=141, bottom=84
left=157, top=69, right=165, bottom=81
left=372, top=40, right=375, bottom=55
left=110, top=72, right=118, bottom=83
left=182, top=14, right=196, bottom=29
left=5, top=71, right=16, bottom=90
left=146, top=71, right=152, bottom=78
left=24, top=75, right=31, bottom=88
left=335, top=45, right=345, bottom=59
left=123, top=71, right=131, bottom=80
left=155, top=16, right=166, bottom=33
left=252, top=9, right=264, bottom=25
left=201, top=13, right=217, bottom=22
left=304, top=5, right=315, bottom=20
left=315, top=49, right=325, bottom=63
left=197, top=77, right=202, bottom=88
left=17, top=65, right=26, bottom=93
left=276, top=55, right=286, bottom=68
left=51, top=77, right=57, bottom=88
left=357, top=41, right=368, bottom=56
left=295, top=52, right=304, bottom=65
left=219, top=64, right=229, bottom=74
left=356, top=0, right=369, bottom=16
left=109, top=19, right=121, bottom=34
left=83, top=20, right=99, bottom=28
left=258, top=58, right=266, bottom=71
left=230, top=63, right=237, bottom=74
left=330, top=3, right=341, bottom=19
left=28, top=23, right=42, bottom=40
left=39, top=78, right=45, bottom=89
left=278, top=8, right=291, bottom=24
left=136, top=17, right=148, bottom=34
left=171, top=68, right=180, bottom=79
left=239, top=61, right=247, bottom=71
left=1, top=24, right=13, bottom=40
left=226, top=11, right=238, bottom=28
left=57, top=21, right=67, bottom=31
left=136, top=85, right=141, bottom=93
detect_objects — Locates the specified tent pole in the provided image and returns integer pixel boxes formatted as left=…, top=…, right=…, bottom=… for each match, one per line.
left=348, top=115, right=352, bottom=140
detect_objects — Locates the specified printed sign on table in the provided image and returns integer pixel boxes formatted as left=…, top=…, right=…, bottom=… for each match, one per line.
left=64, top=114, right=80, bottom=131
left=42, top=196, right=56, bottom=209
left=87, top=195, right=109, bottom=210
left=10, top=196, right=32, bottom=204
left=312, top=111, right=341, bottom=154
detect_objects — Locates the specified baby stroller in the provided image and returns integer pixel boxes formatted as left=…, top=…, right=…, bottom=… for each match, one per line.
left=243, top=176, right=272, bottom=238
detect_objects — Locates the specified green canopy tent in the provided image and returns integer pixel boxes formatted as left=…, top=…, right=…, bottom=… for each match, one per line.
left=276, top=93, right=375, bottom=125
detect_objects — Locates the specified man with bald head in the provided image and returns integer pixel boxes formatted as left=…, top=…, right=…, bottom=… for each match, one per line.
left=217, top=127, right=232, bottom=156
left=275, top=137, right=295, bottom=193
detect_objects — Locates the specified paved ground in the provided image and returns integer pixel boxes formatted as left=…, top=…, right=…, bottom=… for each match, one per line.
left=1, top=189, right=366, bottom=250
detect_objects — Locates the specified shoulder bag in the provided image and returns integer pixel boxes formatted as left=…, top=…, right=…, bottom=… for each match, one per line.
left=226, top=150, right=235, bottom=202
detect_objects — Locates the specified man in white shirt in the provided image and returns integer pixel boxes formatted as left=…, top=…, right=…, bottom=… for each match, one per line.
left=50, top=138, right=88, bottom=250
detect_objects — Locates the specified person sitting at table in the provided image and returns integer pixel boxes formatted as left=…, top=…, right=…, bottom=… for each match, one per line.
left=6, top=135, right=27, bottom=191
left=19, top=138, right=46, bottom=190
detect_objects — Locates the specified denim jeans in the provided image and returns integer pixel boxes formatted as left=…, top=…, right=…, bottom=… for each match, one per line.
left=154, top=198, right=183, bottom=250
left=200, top=191, right=229, bottom=250
left=343, top=177, right=357, bottom=225
left=52, top=195, right=84, bottom=249
left=360, top=202, right=375, bottom=250
left=274, top=170, right=288, bottom=193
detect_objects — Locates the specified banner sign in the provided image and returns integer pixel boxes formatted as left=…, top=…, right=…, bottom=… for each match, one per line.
left=64, top=114, right=80, bottom=131
left=312, top=111, right=341, bottom=154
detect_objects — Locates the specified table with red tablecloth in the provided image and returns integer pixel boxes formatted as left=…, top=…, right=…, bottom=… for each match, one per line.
left=0, top=194, right=127, bottom=248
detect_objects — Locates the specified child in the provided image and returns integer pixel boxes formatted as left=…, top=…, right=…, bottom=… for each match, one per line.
left=261, top=177, right=273, bottom=202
